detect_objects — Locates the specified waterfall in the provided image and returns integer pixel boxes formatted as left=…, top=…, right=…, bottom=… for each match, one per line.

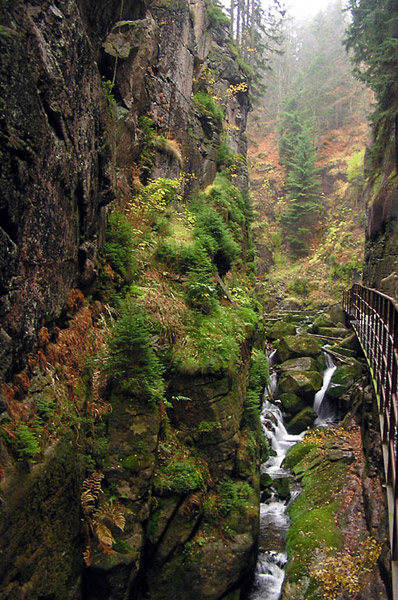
left=313, top=352, right=337, bottom=425
left=246, top=345, right=337, bottom=600
left=246, top=397, right=303, bottom=600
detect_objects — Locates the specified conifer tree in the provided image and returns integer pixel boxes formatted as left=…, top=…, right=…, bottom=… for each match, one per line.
left=279, top=107, right=322, bottom=256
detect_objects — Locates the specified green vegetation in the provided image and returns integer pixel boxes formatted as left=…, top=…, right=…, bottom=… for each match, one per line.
left=213, top=477, right=253, bottom=517
left=205, top=0, right=230, bottom=27
left=103, top=210, right=136, bottom=281
left=345, top=0, right=398, bottom=171
left=193, top=91, right=224, bottom=124
left=106, top=299, right=165, bottom=401
left=279, top=105, right=323, bottom=257
left=14, top=424, right=40, bottom=461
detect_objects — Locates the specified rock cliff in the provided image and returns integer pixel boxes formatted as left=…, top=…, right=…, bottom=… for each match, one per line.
left=0, top=1, right=259, bottom=599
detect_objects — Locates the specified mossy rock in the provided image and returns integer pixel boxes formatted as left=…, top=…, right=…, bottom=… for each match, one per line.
left=274, top=477, right=290, bottom=499
left=283, top=440, right=317, bottom=470
left=266, top=321, right=297, bottom=341
left=275, top=334, right=322, bottom=363
left=335, top=333, right=362, bottom=353
left=329, top=304, right=346, bottom=325
left=286, top=407, right=317, bottom=434
left=317, top=326, right=351, bottom=339
left=327, top=361, right=363, bottom=399
left=121, top=453, right=154, bottom=471
left=279, top=357, right=319, bottom=373
left=330, top=347, right=356, bottom=358
left=278, top=371, right=323, bottom=400
left=280, top=393, right=307, bottom=416
left=308, top=313, right=334, bottom=333
left=260, top=472, right=273, bottom=489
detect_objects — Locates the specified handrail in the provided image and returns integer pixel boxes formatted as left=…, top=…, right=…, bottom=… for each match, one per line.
left=343, top=283, right=398, bottom=596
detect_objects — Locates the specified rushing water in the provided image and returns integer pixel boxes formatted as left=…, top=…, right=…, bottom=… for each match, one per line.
left=247, top=350, right=337, bottom=600
left=314, top=352, right=337, bottom=425
left=247, top=396, right=302, bottom=600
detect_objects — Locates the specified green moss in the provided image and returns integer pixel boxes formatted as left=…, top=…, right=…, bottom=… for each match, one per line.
left=286, top=502, right=343, bottom=582
left=283, top=441, right=317, bottom=470
left=193, top=91, right=224, bottom=124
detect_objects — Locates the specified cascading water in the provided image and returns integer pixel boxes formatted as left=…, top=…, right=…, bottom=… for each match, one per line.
left=313, top=352, right=337, bottom=425
left=247, top=348, right=337, bottom=600
left=246, top=395, right=303, bottom=600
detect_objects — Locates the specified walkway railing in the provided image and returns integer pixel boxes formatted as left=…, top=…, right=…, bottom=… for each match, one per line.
left=343, top=283, right=398, bottom=590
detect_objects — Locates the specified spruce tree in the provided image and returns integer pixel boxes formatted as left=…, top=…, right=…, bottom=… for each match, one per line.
left=279, top=109, right=322, bottom=256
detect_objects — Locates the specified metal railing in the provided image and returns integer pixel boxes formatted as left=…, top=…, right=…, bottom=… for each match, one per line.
left=343, top=283, right=398, bottom=587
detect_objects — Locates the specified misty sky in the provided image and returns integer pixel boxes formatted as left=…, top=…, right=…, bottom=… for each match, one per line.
left=287, top=0, right=335, bottom=18
left=220, top=1, right=337, bottom=19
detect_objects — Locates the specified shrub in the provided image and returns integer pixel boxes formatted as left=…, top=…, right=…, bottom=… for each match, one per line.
left=195, top=204, right=239, bottom=275
left=106, top=300, right=164, bottom=401
left=206, top=2, right=230, bottom=27
left=14, top=424, right=40, bottom=461
left=103, top=211, right=136, bottom=279
left=184, top=266, right=218, bottom=314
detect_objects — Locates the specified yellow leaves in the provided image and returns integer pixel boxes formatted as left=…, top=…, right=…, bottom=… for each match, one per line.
left=226, top=82, right=249, bottom=97
left=312, top=536, right=384, bottom=599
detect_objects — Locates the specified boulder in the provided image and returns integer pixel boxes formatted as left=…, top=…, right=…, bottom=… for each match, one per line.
left=329, top=303, right=346, bottom=325
left=260, top=472, right=273, bottom=490
left=318, top=327, right=352, bottom=339
left=278, top=371, right=323, bottom=400
left=280, top=393, right=307, bottom=416
left=279, top=356, right=319, bottom=373
left=327, top=361, right=363, bottom=399
left=309, top=313, right=335, bottom=333
left=266, top=321, right=297, bottom=341
left=286, top=407, right=317, bottom=434
left=274, top=477, right=291, bottom=500
left=275, top=334, right=322, bottom=363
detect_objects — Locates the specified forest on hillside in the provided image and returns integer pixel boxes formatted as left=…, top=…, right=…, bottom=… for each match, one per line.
left=235, top=0, right=372, bottom=309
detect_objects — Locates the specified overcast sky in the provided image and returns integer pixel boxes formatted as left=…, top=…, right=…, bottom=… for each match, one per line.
left=220, top=1, right=338, bottom=20
left=286, top=0, right=336, bottom=18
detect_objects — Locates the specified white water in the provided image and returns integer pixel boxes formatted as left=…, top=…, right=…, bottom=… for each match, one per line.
left=247, top=396, right=303, bottom=600
left=313, top=352, right=337, bottom=425
left=247, top=349, right=337, bottom=600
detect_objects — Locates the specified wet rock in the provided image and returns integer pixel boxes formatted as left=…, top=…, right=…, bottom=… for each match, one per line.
left=286, top=407, right=317, bottom=434
left=279, top=356, right=319, bottom=373
left=308, top=313, right=335, bottom=333
left=275, top=334, right=323, bottom=363
left=327, top=361, right=363, bottom=399
left=318, top=326, right=352, bottom=339
left=278, top=371, right=323, bottom=400
left=260, top=472, right=273, bottom=490
left=279, top=393, right=307, bottom=417
left=266, top=321, right=297, bottom=341
left=274, top=477, right=290, bottom=500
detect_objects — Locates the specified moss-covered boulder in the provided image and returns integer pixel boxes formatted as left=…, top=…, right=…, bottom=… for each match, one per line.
left=274, top=477, right=290, bottom=500
left=286, top=407, right=317, bottom=434
left=278, top=371, right=323, bottom=400
left=266, top=321, right=297, bottom=341
left=280, top=393, right=307, bottom=416
left=275, top=334, right=322, bottom=363
left=327, top=361, right=363, bottom=399
left=279, top=356, right=319, bottom=373
left=318, top=326, right=352, bottom=339
left=334, top=333, right=362, bottom=354
left=309, top=313, right=335, bottom=333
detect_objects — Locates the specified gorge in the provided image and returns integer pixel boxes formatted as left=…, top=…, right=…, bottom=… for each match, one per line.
left=0, top=1, right=397, bottom=599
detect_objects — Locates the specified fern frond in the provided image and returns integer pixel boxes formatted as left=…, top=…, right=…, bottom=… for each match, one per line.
left=83, top=541, right=92, bottom=566
left=82, top=470, right=104, bottom=499
left=94, top=521, right=115, bottom=550
left=95, top=500, right=126, bottom=531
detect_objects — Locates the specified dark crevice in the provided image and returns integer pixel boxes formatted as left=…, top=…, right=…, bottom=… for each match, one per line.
left=41, top=98, right=65, bottom=141
left=0, top=206, right=18, bottom=244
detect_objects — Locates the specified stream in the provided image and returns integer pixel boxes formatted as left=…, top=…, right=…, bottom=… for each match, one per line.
left=246, top=351, right=337, bottom=600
